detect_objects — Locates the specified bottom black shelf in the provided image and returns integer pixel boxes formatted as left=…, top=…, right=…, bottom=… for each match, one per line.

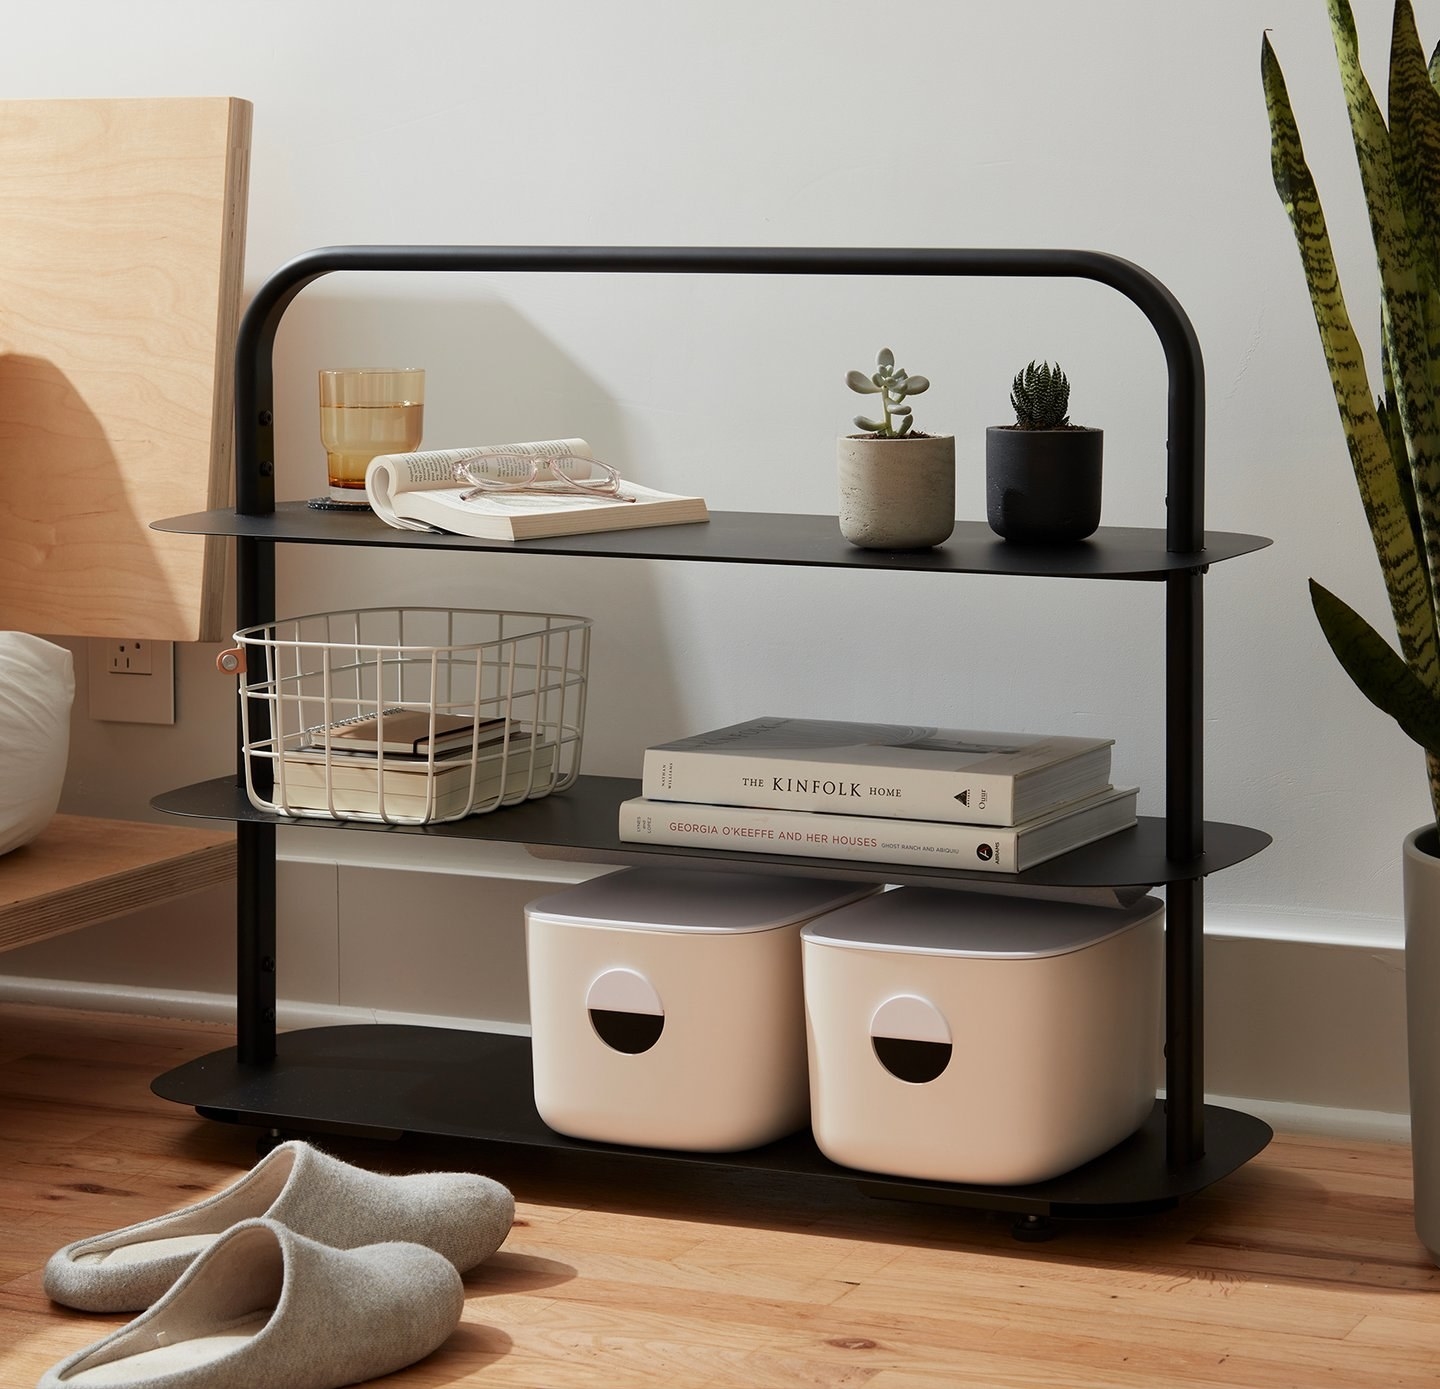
left=152, top=1024, right=1271, bottom=1220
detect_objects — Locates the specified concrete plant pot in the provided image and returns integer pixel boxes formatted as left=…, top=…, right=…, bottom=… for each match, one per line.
left=1405, top=823, right=1440, bottom=1265
left=837, top=434, right=956, bottom=551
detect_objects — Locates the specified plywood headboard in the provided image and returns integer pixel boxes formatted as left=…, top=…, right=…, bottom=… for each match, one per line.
left=0, top=97, right=251, bottom=642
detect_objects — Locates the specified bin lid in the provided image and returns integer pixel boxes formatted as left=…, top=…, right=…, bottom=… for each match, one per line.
left=799, top=886, right=1163, bottom=959
left=525, top=867, right=878, bottom=934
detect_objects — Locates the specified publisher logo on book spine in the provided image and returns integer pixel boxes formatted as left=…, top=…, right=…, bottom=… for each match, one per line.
left=975, top=844, right=994, bottom=862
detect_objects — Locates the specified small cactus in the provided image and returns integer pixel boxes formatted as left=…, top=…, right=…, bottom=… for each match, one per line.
left=846, top=347, right=930, bottom=437
left=1009, top=361, right=1071, bottom=429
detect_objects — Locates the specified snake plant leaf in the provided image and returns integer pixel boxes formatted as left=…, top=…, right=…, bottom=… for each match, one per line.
left=846, top=370, right=880, bottom=394
left=1329, top=0, right=1440, bottom=606
left=901, top=375, right=930, bottom=395
left=1389, top=1, right=1440, bottom=477
left=1264, top=31, right=1439, bottom=688
left=1311, top=579, right=1440, bottom=752
left=1382, top=349, right=1427, bottom=567
left=1388, top=1, right=1440, bottom=368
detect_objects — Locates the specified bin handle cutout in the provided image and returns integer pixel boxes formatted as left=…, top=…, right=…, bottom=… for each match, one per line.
left=586, top=967, right=664, bottom=1055
left=870, top=994, right=953, bottom=1085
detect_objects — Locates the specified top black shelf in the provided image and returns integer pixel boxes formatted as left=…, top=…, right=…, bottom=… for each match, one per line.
left=155, top=505, right=1270, bottom=579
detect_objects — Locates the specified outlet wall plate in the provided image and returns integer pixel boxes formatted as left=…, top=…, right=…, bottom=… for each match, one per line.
left=104, top=639, right=152, bottom=675
left=87, top=638, right=175, bottom=724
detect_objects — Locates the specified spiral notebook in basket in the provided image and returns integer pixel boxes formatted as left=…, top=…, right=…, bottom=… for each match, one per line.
left=302, top=709, right=509, bottom=757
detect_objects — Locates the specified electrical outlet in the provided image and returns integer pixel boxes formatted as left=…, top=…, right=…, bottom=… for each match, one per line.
left=104, top=639, right=153, bottom=675
left=88, top=638, right=175, bottom=724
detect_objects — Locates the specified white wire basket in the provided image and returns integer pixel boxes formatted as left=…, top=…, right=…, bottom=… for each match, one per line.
left=221, top=606, right=591, bottom=824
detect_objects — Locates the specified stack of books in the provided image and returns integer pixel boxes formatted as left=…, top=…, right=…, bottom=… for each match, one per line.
left=618, top=716, right=1137, bottom=873
left=275, top=709, right=552, bottom=818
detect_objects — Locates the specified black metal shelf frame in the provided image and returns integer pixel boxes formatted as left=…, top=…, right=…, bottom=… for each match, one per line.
left=155, top=775, right=1271, bottom=891
left=157, top=244, right=1267, bottom=1211
left=154, top=506, right=1270, bottom=577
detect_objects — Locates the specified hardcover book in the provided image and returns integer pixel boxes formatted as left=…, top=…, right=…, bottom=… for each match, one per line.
left=618, top=785, right=1139, bottom=874
left=641, top=716, right=1115, bottom=826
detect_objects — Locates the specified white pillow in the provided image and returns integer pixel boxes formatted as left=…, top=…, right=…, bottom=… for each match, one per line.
left=0, top=633, right=75, bottom=856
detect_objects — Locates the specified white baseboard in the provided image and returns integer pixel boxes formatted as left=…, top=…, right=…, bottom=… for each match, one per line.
left=1203, top=904, right=1405, bottom=951
left=0, top=974, right=237, bottom=1023
left=0, top=973, right=1409, bottom=1146
left=0, top=974, right=531, bottom=1037
left=1203, top=1094, right=1408, bottom=1146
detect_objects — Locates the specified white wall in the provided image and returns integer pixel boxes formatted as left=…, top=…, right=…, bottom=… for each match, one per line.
left=0, top=0, right=1427, bottom=1131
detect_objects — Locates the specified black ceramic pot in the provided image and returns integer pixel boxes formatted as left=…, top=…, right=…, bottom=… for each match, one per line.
left=985, top=426, right=1103, bottom=543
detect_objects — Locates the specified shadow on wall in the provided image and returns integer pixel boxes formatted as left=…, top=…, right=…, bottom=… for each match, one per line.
left=266, top=283, right=674, bottom=496
left=253, top=284, right=692, bottom=771
left=0, top=353, right=192, bottom=637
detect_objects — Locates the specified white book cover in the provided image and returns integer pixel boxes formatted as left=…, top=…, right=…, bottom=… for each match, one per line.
left=618, top=785, right=1139, bottom=874
left=642, top=716, right=1114, bottom=826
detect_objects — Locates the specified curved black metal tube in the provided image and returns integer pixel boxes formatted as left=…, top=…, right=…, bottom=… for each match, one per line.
left=234, top=244, right=1204, bottom=550
left=231, top=245, right=1211, bottom=1167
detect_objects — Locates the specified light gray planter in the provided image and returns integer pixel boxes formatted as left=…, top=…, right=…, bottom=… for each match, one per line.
left=837, top=434, right=956, bottom=551
left=1405, top=823, right=1440, bottom=1264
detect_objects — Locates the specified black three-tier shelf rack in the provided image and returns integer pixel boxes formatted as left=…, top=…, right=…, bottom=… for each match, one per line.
left=151, top=245, right=1273, bottom=1223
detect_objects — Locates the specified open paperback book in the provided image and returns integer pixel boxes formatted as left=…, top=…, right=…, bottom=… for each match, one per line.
left=365, top=439, right=708, bottom=540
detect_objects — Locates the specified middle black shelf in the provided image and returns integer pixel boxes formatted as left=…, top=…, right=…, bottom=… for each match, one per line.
left=154, top=773, right=1270, bottom=891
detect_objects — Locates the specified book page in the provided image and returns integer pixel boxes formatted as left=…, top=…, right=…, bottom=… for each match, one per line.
left=366, top=439, right=594, bottom=530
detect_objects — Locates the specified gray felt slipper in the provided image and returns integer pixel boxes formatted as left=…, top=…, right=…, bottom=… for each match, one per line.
left=38, top=1217, right=463, bottom=1389
left=45, top=1140, right=514, bottom=1313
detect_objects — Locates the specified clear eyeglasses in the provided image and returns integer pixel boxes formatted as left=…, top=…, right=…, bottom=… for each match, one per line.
left=451, top=452, right=635, bottom=502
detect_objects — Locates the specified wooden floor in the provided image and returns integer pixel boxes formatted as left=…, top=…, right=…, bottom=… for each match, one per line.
left=2, top=1003, right=1438, bottom=1389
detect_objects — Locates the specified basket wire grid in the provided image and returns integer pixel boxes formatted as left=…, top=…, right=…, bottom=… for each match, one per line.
left=232, top=606, right=591, bottom=824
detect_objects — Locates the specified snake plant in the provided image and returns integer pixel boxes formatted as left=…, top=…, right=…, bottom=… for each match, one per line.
left=1264, top=0, right=1440, bottom=823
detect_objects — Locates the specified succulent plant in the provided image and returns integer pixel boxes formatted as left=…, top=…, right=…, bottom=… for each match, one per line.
left=846, top=347, right=930, bottom=437
left=1009, top=361, right=1071, bottom=430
